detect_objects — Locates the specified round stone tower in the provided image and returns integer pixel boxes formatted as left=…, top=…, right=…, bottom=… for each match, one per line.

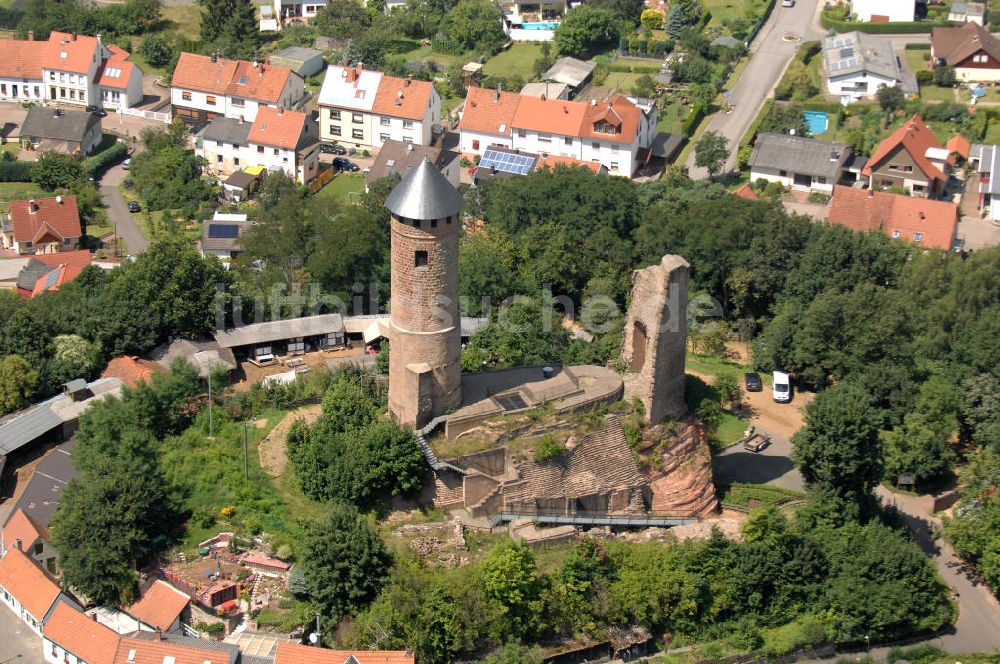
left=384, top=158, right=465, bottom=429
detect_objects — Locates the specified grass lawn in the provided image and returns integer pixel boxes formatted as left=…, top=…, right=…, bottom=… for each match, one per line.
left=603, top=72, right=642, bottom=94
left=905, top=49, right=931, bottom=74
left=160, top=4, right=203, bottom=42
left=656, top=100, right=695, bottom=134
left=718, top=482, right=805, bottom=508
left=0, top=142, right=19, bottom=157
left=703, top=0, right=768, bottom=31
left=482, top=43, right=542, bottom=80
left=920, top=85, right=955, bottom=103
left=126, top=48, right=168, bottom=83
left=0, top=182, right=43, bottom=212
left=403, top=45, right=465, bottom=68
left=960, top=87, right=1000, bottom=103
left=313, top=172, right=364, bottom=203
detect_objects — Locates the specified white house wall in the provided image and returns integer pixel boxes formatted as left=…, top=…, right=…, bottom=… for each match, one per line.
left=0, top=79, right=44, bottom=103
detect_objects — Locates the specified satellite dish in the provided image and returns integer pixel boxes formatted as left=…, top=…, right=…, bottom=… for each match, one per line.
left=308, top=633, right=318, bottom=644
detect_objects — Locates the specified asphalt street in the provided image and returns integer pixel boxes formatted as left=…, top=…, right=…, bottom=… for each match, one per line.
left=99, top=160, right=149, bottom=255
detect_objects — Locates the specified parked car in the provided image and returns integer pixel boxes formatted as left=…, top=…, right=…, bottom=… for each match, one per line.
left=744, top=372, right=763, bottom=392
left=127, top=200, right=141, bottom=213
left=123, top=179, right=134, bottom=189
left=742, top=432, right=771, bottom=453
left=332, top=157, right=359, bottom=172
left=772, top=371, right=791, bottom=403
left=320, top=142, right=347, bottom=155
left=86, top=105, right=107, bottom=117
left=122, top=158, right=131, bottom=170
left=782, top=0, right=794, bottom=6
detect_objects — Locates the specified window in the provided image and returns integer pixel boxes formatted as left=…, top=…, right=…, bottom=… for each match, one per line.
left=592, top=142, right=599, bottom=150
left=352, top=113, right=363, bottom=124
left=182, top=91, right=192, bottom=101
left=415, top=250, right=428, bottom=267
left=538, top=133, right=551, bottom=143
left=274, top=148, right=280, bottom=155
left=414, top=220, right=421, bottom=228
left=403, top=120, right=413, bottom=129
left=610, top=162, right=619, bottom=171
left=914, top=232, right=923, bottom=242
left=779, top=169, right=787, bottom=177
left=565, top=137, right=572, bottom=146
left=402, top=136, right=413, bottom=144
left=892, top=230, right=901, bottom=238
left=217, top=154, right=223, bottom=163
left=49, top=72, right=55, bottom=82
left=33, top=542, right=43, bottom=555
left=206, top=95, right=217, bottom=106
left=431, top=219, right=437, bottom=228
left=34, top=86, right=40, bottom=98
left=60, top=88, right=66, bottom=98
left=380, top=133, right=389, bottom=142
left=517, top=129, right=526, bottom=138
left=69, top=89, right=75, bottom=99
left=330, top=125, right=341, bottom=136
left=815, top=176, right=827, bottom=184
left=257, top=145, right=264, bottom=153
left=283, top=157, right=288, bottom=163
left=380, top=117, right=390, bottom=126
left=329, top=109, right=341, bottom=120
left=472, top=139, right=480, bottom=150
left=0, top=84, right=5, bottom=95
left=352, top=129, right=364, bottom=139
left=881, top=179, right=894, bottom=187
left=232, top=97, right=244, bottom=107
left=234, top=157, right=240, bottom=166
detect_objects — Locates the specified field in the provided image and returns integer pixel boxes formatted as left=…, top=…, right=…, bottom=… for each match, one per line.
left=313, top=172, right=365, bottom=203
left=160, top=4, right=203, bottom=42
left=0, top=182, right=43, bottom=213
left=920, top=85, right=956, bottom=103
left=482, top=43, right=542, bottom=80
left=603, top=71, right=643, bottom=93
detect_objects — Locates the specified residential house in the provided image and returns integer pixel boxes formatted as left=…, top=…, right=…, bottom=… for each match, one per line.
left=470, top=145, right=606, bottom=184
left=827, top=185, right=958, bottom=250
left=114, top=631, right=240, bottom=663
left=318, top=64, right=441, bottom=149
left=95, top=45, right=144, bottom=112
left=269, top=46, right=326, bottom=78
left=247, top=105, right=321, bottom=183
left=275, top=642, right=414, bottom=664
left=20, top=107, right=102, bottom=157
left=0, top=547, right=71, bottom=635
left=273, top=0, right=329, bottom=26
left=0, top=509, right=56, bottom=577
left=541, top=57, right=596, bottom=98
left=43, top=602, right=119, bottom=664
left=931, top=22, right=1000, bottom=82
left=0, top=249, right=93, bottom=298
left=459, top=87, right=658, bottom=176
left=366, top=139, right=460, bottom=190
left=748, top=133, right=854, bottom=193
left=198, top=117, right=252, bottom=176
left=1, top=195, right=82, bottom=255
left=947, top=2, right=985, bottom=24
left=851, top=0, right=915, bottom=22
left=124, top=580, right=191, bottom=634
left=972, top=143, right=1000, bottom=220
left=862, top=114, right=948, bottom=197
left=0, top=32, right=46, bottom=103
left=171, top=52, right=305, bottom=126
left=823, top=32, right=904, bottom=101
left=200, top=212, right=251, bottom=261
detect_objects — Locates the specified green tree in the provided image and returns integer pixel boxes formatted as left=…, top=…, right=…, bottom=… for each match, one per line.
left=138, top=34, right=175, bottom=68
left=31, top=152, right=84, bottom=191
left=695, top=130, right=729, bottom=179
left=438, top=0, right=505, bottom=53
left=589, top=0, right=644, bottom=24
left=933, top=65, right=956, bottom=87
left=474, top=642, right=544, bottom=664
left=318, top=373, right=381, bottom=433
left=876, top=84, right=905, bottom=115
left=198, top=0, right=259, bottom=59
left=462, top=297, right=571, bottom=370
left=0, top=354, right=39, bottom=414
left=482, top=541, right=545, bottom=640
left=792, top=382, right=883, bottom=522
left=665, top=5, right=687, bottom=37
left=300, top=502, right=393, bottom=625
left=50, top=334, right=101, bottom=383
left=640, top=7, right=663, bottom=29
left=314, top=0, right=373, bottom=39
left=554, top=5, right=620, bottom=57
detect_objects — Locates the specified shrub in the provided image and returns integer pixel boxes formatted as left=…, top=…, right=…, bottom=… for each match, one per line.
left=807, top=192, right=831, bottom=204
left=0, top=160, right=33, bottom=182
left=916, top=70, right=934, bottom=85
left=533, top=433, right=564, bottom=462
left=904, top=42, right=931, bottom=50
left=681, top=104, right=705, bottom=136
left=86, top=141, right=127, bottom=178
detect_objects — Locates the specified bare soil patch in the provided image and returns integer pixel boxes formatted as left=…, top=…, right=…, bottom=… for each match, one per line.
left=257, top=405, right=322, bottom=478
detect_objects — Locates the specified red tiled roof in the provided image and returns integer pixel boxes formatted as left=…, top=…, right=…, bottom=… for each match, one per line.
left=732, top=183, right=760, bottom=200
left=8, top=195, right=81, bottom=244
left=243, top=553, right=290, bottom=570
left=44, top=32, right=100, bottom=74
left=114, top=636, right=229, bottom=664
left=100, top=356, right=163, bottom=389
left=947, top=134, right=971, bottom=159
left=227, top=59, right=295, bottom=103
left=275, top=642, right=414, bottom=664
left=43, top=603, right=120, bottom=664
left=172, top=53, right=295, bottom=103
left=581, top=95, right=641, bottom=144
left=459, top=86, right=521, bottom=137
left=827, top=185, right=958, bottom=250
left=27, top=249, right=92, bottom=296
left=862, top=114, right=946, bottom=181
left=248, top=106, right=309, bottom=150
left=96, top=56, right=135, bottom=90
left=535, top=154, right=605, bottom=173
left=0, top=39, right=47, bottom=80
left=2, top=508, right=49, bottom=553
left=0, top=547, right=61, bottom=620
left=511, top=94, right=587, bottom=136
left=125, top=580, right=190, bottom=631
left=371, top=75, right=434, bottom=121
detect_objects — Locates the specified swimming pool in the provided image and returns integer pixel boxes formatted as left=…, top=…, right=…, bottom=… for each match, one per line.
left=521, top=21, right=559, bottom=29
left=803, top=111, right=828, bottom=135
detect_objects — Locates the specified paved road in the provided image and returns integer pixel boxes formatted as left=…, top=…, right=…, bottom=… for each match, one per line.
left=0, top=604, right=46, bottom=664
left=686, top=0, right=825, bottom=178
left=99, top=161, right=149, bottom=255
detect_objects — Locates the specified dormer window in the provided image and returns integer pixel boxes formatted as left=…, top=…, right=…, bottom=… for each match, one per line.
left=594, top=121, right=617, bottom=135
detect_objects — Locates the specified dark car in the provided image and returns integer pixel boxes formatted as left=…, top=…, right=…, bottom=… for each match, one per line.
left=744, top=372, right=763, bottom=392
left=332, top=157, right=359, bottom=172
left=320, top=142, right=347, bottom=155
left=123, top=178, right=134, bottom=189
left=127, top=200, right=141, bottom=213
left=742, top=433, right=771, bottom=453
left=86, top=105, right=107, bottom=117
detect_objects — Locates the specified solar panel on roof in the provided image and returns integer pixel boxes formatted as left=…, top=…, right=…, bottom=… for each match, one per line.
left=238, top=76, right=248, bottom=85
left=208, top=224, right=241, bottom=239
left=42, top=267, right=60, bottom=290
left=840, top=47, right=854, bottom=58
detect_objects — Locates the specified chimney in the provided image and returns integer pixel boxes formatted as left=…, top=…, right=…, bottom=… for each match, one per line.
left=495, top=83, right=500, bottom=101
left=868, top=188, right=874, bottom=198
left=27, top=30, right=33, bottom=41
left=405, top=647, right=413, bottom=659
left=28, top=199, right=36, bottom=213
left=72, top=32, right=77, bottom=41
left=96, top=33, right=101, bottom=44
left=155, top=629, right=162, bottom=641
left=406, top=74, right=412, bottom=86
left=540, top=93, right=546, bottom=101
left=590, top=98, right=596, bottom=106
left=91, top=613, right=97, bottom=622
left=277, top=106, right=283, bottom=115
left=56, top=195, right=62, bottom=204
left=14, top=538, right=22, bottom=552
left=919, top=211, right=925, bottom=219
left=253, top=60, right=259, bottom=68
left=211, top=52, right=217, bottom=63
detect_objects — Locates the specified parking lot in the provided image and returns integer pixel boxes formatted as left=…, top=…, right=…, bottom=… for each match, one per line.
left=0, top=604, right=45, bottom=664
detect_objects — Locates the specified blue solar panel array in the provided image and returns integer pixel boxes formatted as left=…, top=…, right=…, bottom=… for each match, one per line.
left=42, top=267, right=61, bottom=291
left=208, top=223, right=241, bottom=239
left=479, top=148, right=536, bottom=175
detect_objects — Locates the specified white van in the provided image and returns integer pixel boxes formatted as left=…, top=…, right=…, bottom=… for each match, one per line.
left=772, top=371, right=791, bottom=403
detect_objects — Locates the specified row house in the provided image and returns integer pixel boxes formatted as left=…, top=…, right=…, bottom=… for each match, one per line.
left=458, top=86, right=657, bottom=177
left=0, top=31, right=142, bottom=111
left=0, top=547, right=76, bottom=636
left=197, top=106, right=320, bottom=183
left=318, top=64, right=441, bottom=149
left=171, top=52, right=306, bottom=127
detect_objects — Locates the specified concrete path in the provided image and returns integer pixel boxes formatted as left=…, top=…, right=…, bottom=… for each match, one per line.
left=686, top=0, right=824, bottom=179
left=99, top=161, right=149, bottom=255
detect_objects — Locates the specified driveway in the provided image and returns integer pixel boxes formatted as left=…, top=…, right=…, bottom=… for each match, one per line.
left=957, top=215, right=1000, bottom=250
left=0, top=606, right=45, bottom=664
left=99, top=162, right=149, bottom=254
left=686, top=0, right=825, bottom=178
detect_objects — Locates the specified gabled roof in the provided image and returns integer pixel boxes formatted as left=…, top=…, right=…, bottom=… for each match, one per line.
left=172, top=53, right=296, bottom=103
left=125, top=580, right=190, bottom=631
left=100, top=356, right=163, bottom=389
left=44, top=31, right=101, bottom=74
left=8, top=195, right=81, bottom=244
left=2, top=508, right=49, bottom=553
left=750, top=133, right=852, bottom=179
left=228, top=59, right=296, bottom=103
left=96, top=56, right=136, bottom=90
left=863, top=115, right=946, bottom=181
left=43, top=603, right=120, bottom=664
left=536, top=154, right=606, bottom=173
left=371, top=75, right=435, bottom=121
left=248, top=106, right=313, bottom=151
left=198, top=117, right=252, bottom=146
left=0, top=38, right=47, bottom=80
left=458, top=86, right=521, bottom=137
left=115, top=631, right=239, bottom=664
left=542, top=56, right=596, bottom=88
left=581, top=95, right=642, bottom=144
left=21, top=107, right=100, bottom=145
left=0, top=546, right=61, bottom=620
left=823, top=31, right=901, bottom=81
left=384, top=157, right=465, bottom=220
left=947, top=133, right=971, bottom=159
left=732, top=183, right=759, bottom=200
left=827, top=185, right=958, bottom=250
left=511, top=94, right=587, bottom=136
left=318, top=64, right=383, bottom=112
left=275, top=642, right=414, bottom=664
left=365, top=139, right=458, bottom=185
left=25, top=250, right=92, bottom=294
left=931, top=22, right=1000, bottom=66
left=172, top=52, right=239, bottom=95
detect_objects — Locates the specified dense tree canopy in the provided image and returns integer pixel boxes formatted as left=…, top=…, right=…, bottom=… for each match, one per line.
left=553, top=5, right=620, bottom=57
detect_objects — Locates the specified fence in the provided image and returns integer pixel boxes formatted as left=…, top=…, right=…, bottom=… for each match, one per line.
left=307, top=167, right=334, bottom=194
left=122, top=107, right=171, bottom=123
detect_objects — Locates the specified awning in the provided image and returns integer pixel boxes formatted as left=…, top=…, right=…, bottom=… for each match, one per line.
left=244, top=165, right=265, bottom=176
left=363, top=320, right=388, bottom=344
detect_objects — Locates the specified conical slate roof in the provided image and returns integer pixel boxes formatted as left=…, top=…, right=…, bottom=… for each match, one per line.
left=384, top=157, right=465, bottom=220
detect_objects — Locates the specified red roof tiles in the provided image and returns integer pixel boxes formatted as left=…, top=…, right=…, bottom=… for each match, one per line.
left=732, top=183, right=760, bottom=200
left=0, top=39, right=47, bottom=80
left=371, top=75, right=434, bottom=121
left=511, top=94, right=587, bottom=136
left=100, top=356, right=163, bottom=389
left=827, top=185, right=958, bottom=250
left=947, top=134, right=971, bottom=159
left=0, top=546, right=61, bottom=620
left=862, top=114, right=946, bottom=181
left=172, top=53, right=295, bottom=103
left=125, top=580, right=190, bottom=631
left=535, top=154, right=605, bottom=173
left=248, top=106, right=310, bottom=150
left=275, top=642, right=414, bottom=664
left=1, top=508, right=49, bottom=554
left=459, top=86, right=521, bottom=137
left=8, top=195, right=81, bottom=245
left=96, top=57, right=135, bottom=90
left=581, top=95, right=641, bottom=144
left=43, top=603, right=120, bottom=664
left=114, top=636, right=229, bottom=664
left=44, top=32, right=100, bottom=74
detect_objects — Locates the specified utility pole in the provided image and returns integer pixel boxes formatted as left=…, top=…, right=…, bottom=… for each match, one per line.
left=207, top=359, right=213, bottom=437
left=242, top=420, right=248, bottom=482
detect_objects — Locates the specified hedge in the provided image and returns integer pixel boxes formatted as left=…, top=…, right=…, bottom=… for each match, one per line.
left=86, top=140, right=127, bottom=178
left=821, top=9, right=947, bottom=33
left=905, top=42, right=932, bottom=50
left=0, top=161, right=34, bottom=182
left=681, top=104, right=705, bottom=136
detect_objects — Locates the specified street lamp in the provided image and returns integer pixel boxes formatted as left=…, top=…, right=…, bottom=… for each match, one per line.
left=864, top=634, right=870, bottom=654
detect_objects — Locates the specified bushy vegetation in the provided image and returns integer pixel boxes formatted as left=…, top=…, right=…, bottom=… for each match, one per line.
left=130, top=122, right=214, bottom=213
left=17, top=0, right=161, bottom=41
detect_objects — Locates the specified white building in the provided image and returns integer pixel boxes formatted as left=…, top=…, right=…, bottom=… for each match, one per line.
left=458, top=86, right=657, bottom=177
left=973, top=143, right=1000, bottom=220
left=43, top=603, right=121, bottom=664
left=823, top=32, right=903, bottom=102
left=273, top=0, right=329, bottom=25
left=851, top=0, right=915, bottom=22
left=749, top=133, right=855, bottom=193
left=171, top=52, right=306, bottom=126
